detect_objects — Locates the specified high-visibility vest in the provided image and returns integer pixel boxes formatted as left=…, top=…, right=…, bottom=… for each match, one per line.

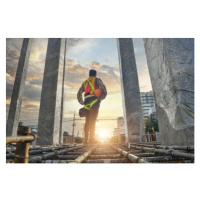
left=83, top=77, right=96, bottom=96
left=83, top=77, right=98, bottom=110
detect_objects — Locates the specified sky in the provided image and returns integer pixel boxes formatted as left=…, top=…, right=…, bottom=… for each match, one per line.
left=6, top=38, right=152, bottom=138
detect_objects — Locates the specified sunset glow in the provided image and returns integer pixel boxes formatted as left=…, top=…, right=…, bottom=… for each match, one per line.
left=6, top=38, right=152, bottom=136
left=98, top=130, right=109, bottom=139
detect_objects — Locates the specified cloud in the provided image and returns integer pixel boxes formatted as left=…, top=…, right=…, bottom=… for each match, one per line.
left=65, top=65, right=88, bottom=91
left=6, top=48, right=20, bottom=78
left=66, top=58, right=75, bottom=67
left=67, top=38, right=83, bottom=47
left=29, top=38, right=48, bottom=63
left=29, top=78, right=43, bottom=86
left=6, top=38, right=153, bottom=126
left=88, top=61, right=101, bottom=69
left=6, top=38, right=46, bottom=84
left=6, top=67, right=16, bottom=78
left=64, top=59, right=122, bottom=93
left=23, top=85, right=42, bottom=102
left=21, top=99, right=40, bottom=109
left=65, top=59, right=122, bottom=94
left=6, top=98, right=11, bottom=105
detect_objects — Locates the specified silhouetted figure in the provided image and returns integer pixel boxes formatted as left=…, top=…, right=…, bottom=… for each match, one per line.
left=77, top=69, right=107, bottom=143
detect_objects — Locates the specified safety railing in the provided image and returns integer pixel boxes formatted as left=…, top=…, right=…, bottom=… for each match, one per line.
left=145, top=132, right=160, bottom=142
left=6, top=126, right=37, bottom=163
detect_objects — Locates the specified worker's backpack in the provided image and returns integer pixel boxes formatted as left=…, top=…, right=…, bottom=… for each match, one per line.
left=79, top=107, right=87, bottom=117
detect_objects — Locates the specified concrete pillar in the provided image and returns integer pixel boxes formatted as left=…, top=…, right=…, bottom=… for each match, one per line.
left=143, top=38, right=194, bottom=146
left=117, top=38, right=145, bottom=143
left=37, top=38, right=63, bottom=145
left=6, top=38, right=33, bottom=136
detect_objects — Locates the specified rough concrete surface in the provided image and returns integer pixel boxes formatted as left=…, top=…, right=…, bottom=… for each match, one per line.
left=37, top=38, right=64, bottom=145
left=143, top=38, right=194, bottom=146
left=118, top=38, right=145, bottom=143
left=6, top=38, right=33, bottom=136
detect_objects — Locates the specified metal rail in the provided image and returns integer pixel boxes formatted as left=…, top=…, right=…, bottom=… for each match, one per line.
left=70, top=145, right=98, bottom=163
left=110, top=145, right=149, bottom=163
left=6, top=135, right=36, bottom=144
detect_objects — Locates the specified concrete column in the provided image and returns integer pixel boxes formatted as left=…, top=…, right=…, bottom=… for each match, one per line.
left=143, top=38, right=194, bottom=146
left=37, top=38, right=63, bottom=145
left=6, top=38, right=33, bottom=136
left=117, top=38, right=145, bottom=143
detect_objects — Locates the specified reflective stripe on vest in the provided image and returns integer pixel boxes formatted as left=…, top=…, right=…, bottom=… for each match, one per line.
left=84, top=99, right=99, bottom=110
left=83, top=77, right=98, bottom=110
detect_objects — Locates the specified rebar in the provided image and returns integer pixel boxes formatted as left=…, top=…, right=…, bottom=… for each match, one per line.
left=57, top=155, right=79, bottom=160
left=137, top=144, right=194, bottom=151
left=42, top=160, right=71, bottom=164
left=70, top=145, right=97, bottom=163
left=89, top=154, right=122, bottom=159
left=29, top=145, right=85, bottom=163
left=130, top=144, right=194, bottom=160
left=110, top=145, right=149, bottom=163
left=143, top=156, right=179, bottom=162
left=133, top=153, right=156, bottom=157
left=85, top=158, right=129, bottom=163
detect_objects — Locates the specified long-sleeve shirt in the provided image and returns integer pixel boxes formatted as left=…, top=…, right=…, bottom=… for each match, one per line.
left=77, top=77, right=107, bottom=105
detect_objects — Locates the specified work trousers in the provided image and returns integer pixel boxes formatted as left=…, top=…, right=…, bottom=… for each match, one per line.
left=84, top=100, right=100, bottom=143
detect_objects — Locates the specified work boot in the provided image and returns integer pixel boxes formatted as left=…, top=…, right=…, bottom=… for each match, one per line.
left=84, top=138, right=88, bottom=145
left=89, top=139, right=98, bottom=144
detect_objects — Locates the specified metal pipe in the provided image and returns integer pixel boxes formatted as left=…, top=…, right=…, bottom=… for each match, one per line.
left=57, top=155, right=79, bottom=160
left=156, top=145, right=194, bottom=151
left=137, top=144, right=194, bottom=151
left=110, top=145, right=149, bottom=163
left=29, top=145, right=85, bottom=163
left=85, top=158, right=129, bottom=163
left=6, top=136, right=35, bottom=144
left=92, top=152, right=117, bottom=155
left=8, top=126, right=36, bottom=163
left=138, top=142, right=161, bottom=144
left=143, top=156, right=177, bottom=162
left=41, top=160, right=70, bottom=164
left=6, top=154, right=15, bottom=159
left=130, top=145, right=194, bottom=160
left=70, top=145, right=97, bottom=163
left=63, top=152, right=86, bottom=155
left=29, top=145, right=76, bottom=153
left=89, top=154, right=122, bottom=159
left=133, top=153, right=156, bottom=157
left=6, top=145, right=77, bottom=157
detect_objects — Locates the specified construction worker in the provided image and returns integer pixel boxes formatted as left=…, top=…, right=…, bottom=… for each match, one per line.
left=77, top=69, right=107, bottom=143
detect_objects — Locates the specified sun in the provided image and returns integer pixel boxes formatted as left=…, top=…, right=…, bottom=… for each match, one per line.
left=98, top=130, right=109, bottom=139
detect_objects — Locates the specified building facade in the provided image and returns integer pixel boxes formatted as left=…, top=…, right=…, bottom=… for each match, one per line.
left=113, top=117, right=125, bottom=136
left=140, top=91, right=156, bottom=117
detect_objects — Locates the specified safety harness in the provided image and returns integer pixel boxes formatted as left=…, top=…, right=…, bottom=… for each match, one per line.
left=83, top=77, right=99, bottom=110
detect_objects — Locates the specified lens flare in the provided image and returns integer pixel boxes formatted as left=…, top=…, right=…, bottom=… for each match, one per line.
left=98, top=130, right=108, bottom=139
